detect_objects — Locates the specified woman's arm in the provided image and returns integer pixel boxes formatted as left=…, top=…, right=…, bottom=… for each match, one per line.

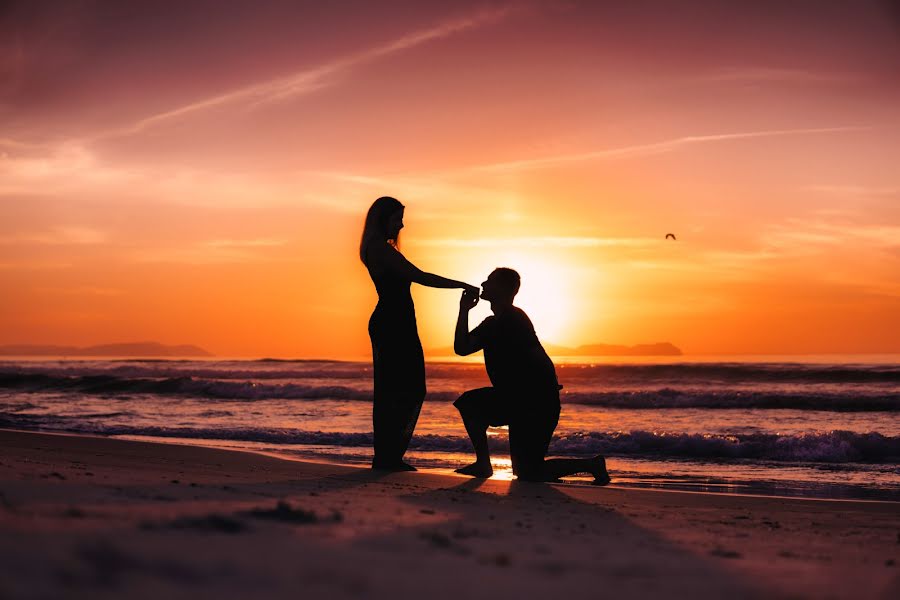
left=374, top=243, right=476, bottom=291
left=414, top=270, right=472, bottom=290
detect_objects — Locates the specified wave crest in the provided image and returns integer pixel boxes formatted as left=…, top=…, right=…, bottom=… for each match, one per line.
left=3, top=360, right=900, bottom=384
left=1, top=372, right=896, bottom=410
left=1, top=416, right=895, bottom=464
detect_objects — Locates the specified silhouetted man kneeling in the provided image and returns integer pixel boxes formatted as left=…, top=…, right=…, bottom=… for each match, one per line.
left=453, top=268, right=610, bottom=484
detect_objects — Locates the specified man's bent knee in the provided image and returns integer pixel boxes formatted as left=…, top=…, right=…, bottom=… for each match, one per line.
left=453, top=388, right=487, bottom=413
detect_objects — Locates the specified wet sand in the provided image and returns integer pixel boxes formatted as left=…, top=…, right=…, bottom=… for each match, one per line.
left=0, top=429, right=897, bottom=599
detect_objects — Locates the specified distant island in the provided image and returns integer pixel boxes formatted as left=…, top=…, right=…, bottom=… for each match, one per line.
left=0, top=342, right=213, bottom=357
left=427, top=342, right=682, bottom=357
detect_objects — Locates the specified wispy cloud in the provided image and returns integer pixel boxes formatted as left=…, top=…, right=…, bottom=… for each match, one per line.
left=99, top=6, right=518, bottom=139
left=308, top=169, right=524, bottom=217
left=0, top=138, right=48, bottom=151
left=763, top=220, right=900, bottom=251
left=803, top=184, right=900, bottom=198
left=0, top=141, right=321, bottom=208
left=204, top=238, right=288, bottom=249
left=699, top=66, right=857, bottom=85
left=416, top=236, right=659, bottom=248
left=0, top=260, right=73, bottom=271
left=0, top=226, right=108, bottom=246
left=35, top=286, right=125, bottom=297
left=467, top=127, right=868, bottom=173
left=0, top=142, right=138, bottom=194
left=130, top=238, right=292, bottom=265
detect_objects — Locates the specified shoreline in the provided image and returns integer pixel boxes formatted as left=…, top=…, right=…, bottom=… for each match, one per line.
left=1, top=428, right=898, bottom=598
left=6, top=426, right=897, bottom=503
left=103, top=431, right=900, bottom=506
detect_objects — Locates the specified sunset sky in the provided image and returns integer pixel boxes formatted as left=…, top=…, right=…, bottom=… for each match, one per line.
left=2, top=0, right=899, bottom=358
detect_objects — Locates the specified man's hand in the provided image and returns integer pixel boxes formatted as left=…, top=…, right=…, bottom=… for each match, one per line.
left=455, top=289, right=482, bottom=356
left=459, top=288, right=479, bottom=311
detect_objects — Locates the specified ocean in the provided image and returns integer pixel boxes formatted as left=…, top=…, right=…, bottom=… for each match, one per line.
left=1, top=355, right=898, bottom=501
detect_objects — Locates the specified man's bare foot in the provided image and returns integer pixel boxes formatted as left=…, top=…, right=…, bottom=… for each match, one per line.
left=455, top=462, right=493, bottom=478
left=590, top=455, right=611, bottom=486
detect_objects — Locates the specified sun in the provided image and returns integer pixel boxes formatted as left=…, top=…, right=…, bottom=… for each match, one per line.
left=416, top=246, right=582, bottom=353
left=487, top=252, right=572, bottom=345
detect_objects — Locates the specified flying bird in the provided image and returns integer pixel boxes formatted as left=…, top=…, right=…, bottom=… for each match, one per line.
left=665, top=233, right=677, bottom=241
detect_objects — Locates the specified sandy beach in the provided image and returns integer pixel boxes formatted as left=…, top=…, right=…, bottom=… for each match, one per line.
left=0, top=429, right=896, bottom=599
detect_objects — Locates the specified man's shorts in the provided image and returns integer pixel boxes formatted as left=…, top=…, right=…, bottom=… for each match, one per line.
left=453, top=386, right=560, bottom=479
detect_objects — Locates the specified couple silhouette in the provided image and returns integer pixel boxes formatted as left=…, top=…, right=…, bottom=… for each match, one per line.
left=360, top=196, right=610, bottom=485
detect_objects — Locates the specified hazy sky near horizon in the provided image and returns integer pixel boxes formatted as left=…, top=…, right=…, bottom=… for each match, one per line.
left=2, top=0, right=899, bottom=357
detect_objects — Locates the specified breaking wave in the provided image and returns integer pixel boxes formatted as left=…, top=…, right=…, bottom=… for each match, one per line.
left=561, top=389, right=900, bottom=411
left=3, top=360, right=899, bottom=384
left=1, top=371, right=897, bottom=411
left=0, top=414, right=896, bottom=464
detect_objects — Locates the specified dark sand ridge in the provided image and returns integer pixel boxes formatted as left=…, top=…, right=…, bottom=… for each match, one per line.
left=0, top=429, right=897, bottom=599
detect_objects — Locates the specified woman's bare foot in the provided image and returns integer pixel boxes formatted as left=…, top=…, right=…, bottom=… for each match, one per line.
left=455, top=462, right=493, bottom=478
left=590, top=455, right=611, bottom=486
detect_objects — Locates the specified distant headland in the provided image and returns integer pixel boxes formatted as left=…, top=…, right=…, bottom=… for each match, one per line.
left=0, top=342, right=213, bottom=357
left=427, top=342, right=682, bottom=357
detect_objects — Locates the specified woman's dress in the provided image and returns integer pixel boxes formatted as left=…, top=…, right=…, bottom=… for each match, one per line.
left=367, top=254, right=426, bottom=467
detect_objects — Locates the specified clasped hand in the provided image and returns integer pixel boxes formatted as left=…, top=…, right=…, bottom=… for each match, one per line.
left=460, top=288, right=480, bottom=311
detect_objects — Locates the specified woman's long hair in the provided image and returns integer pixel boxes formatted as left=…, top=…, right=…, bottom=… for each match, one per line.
left=360, top=196, right=404, bottom=266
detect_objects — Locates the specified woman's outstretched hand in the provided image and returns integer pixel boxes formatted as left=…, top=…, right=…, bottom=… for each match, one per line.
left=460, top=288, right=480, bottom=311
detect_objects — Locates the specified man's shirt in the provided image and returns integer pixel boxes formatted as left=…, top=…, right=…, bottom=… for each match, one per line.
left=471, top=306, right=560, bottom=396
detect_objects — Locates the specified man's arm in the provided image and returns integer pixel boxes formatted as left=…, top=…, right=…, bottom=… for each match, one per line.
left=454, top=289, right=482, bottom=356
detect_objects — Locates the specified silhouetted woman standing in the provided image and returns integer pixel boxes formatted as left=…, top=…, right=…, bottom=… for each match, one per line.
left=361, top=197, right=476, bottom=471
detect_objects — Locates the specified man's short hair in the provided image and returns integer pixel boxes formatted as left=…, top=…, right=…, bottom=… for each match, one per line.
left=491, top=267, right=521, bottom=297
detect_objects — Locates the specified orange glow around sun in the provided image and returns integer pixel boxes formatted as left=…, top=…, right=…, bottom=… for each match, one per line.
left=478, top=252, right=577, bottom=345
